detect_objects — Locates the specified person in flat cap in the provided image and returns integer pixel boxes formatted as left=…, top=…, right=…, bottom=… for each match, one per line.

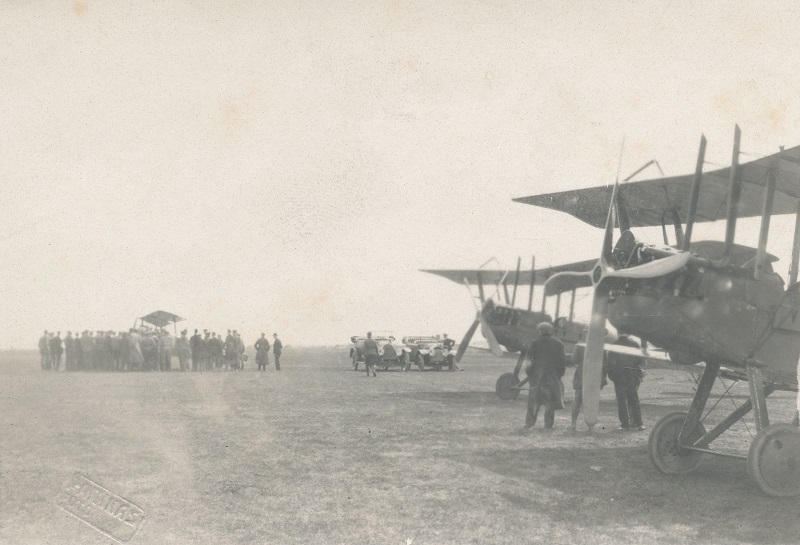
left=523, top=322, right=566, bottom=430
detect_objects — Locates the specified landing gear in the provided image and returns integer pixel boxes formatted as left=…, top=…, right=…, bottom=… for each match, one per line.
left=648, top=412, right=706, bottom=474
left=647, top=361, right=799, bottom=496
left=747, top=424, right=800, bottom=497
left=495, top=372, right=522, bottom=400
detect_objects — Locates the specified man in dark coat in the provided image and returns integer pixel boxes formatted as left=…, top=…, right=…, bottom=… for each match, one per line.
left=272, top=333, right=283, bottom=371
left=606, top=333, right=646, bottom=431
left=524, top=322, right=566, bottom=430
left=254, top=333, right=270, bottom=371
left=362, top=332, right=377, bottom=377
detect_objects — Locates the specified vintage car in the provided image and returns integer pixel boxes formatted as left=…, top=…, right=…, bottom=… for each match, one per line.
left=349, top=333, right=409, bottom=371
left=401, top=336, right=456, bottom=371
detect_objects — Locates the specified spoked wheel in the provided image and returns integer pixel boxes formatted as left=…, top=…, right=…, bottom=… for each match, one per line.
left=648, top=411, right=705, bottom=474
left=495, top=372, right=521, bottom=400
left=747, top=424, right=800, bottom=497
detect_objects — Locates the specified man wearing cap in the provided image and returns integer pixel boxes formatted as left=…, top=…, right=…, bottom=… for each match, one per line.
left=272, top=333, right=283, bottom=371
left=254, top=333, right=270, bottom=371
left=523, top=322, right=566, bottom=430
left=363, top=332, right=378, bottom=377
left=176, top=330, right=191, bottom=371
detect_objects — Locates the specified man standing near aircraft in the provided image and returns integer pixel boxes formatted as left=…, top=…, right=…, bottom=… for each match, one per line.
left=362, top=332, right=378, bottom=377
left=523, top=322, right=566, bottom=430
left=273, top=333, right=282, bottom=371
left=606, top=333, right=646, bottom=431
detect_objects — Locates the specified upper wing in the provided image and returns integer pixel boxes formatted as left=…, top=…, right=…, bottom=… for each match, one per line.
left=421, top=259, right=597, bottom=286
left=513, top=144, right=800, bottom=228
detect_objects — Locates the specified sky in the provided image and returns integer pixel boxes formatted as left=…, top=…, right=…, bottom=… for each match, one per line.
left=3, top=1, right=800, bottom=348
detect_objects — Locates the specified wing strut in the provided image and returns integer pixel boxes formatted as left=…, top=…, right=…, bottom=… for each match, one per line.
left=721, top=125, right=742, bottom=265
left=682, top=134, right=707, bottom=251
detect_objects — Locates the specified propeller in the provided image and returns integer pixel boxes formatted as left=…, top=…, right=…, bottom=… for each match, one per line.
left=456, top=272, right=509, bottom=362
left=455, top=299, right=504, bottom=362
left=543, top=179, right=690, bottom=428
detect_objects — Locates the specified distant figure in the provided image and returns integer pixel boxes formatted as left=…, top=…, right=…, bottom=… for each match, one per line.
left=363, top=332, right=378, bottom=378
left=442, top=333, right=460, bottom=371
left=80, top=331, right=94, bottom=371
left=606, top=333, right=646, bottom=431
left=39, top=331, right=50, bottom=370
left=190, top=329, right=202, bottom=372
left=272, top=333, right=282, bottom=371
left=129, top=329, right=144, bottom=371
left=524, top=322, right=566, bottom=430
left=118, top=331, right=130, bottom=371
left=50, top=332, right=63, bottom=371
left=63, top=331, right=75, bottom=371
left=567, top=342, right=607, bottom=431
left=210, top=333, right=223, bottom=371
left=159, top=331, right=175, bottom=371
left=234, top=331, right=245, bottom=370
left=224, top=331, right=237, bottom=371
left=255, top=333, right=271, bottom=371
left=202, top=330, right=212, bottom=371
left=176, top=330, right=191, bottom=371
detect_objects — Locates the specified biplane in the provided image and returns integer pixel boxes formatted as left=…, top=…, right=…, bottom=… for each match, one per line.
left=423, top=258, right=593, bottom=397
left=515, top=126, right=800, bottom=496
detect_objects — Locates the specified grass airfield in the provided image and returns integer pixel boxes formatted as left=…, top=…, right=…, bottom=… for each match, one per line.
left=1, top=347, right=798, bottom=545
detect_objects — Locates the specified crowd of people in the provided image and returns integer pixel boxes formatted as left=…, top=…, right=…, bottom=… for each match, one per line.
left=37, top=329, right=283, bottom=372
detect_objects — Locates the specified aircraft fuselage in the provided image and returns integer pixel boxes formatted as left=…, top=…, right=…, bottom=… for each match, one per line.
left=608, top=263, right=800, bottom=388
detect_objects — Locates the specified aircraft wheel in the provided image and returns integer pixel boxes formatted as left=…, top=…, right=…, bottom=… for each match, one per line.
left=648, top=412, right=705, bottom=474
left=495, top=372, right=521, bottom=400
left=747, top=423, right=800, bottom=497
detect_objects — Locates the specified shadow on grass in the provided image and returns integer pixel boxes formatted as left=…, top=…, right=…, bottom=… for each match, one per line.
left=463, top=445, right=800, bottom=544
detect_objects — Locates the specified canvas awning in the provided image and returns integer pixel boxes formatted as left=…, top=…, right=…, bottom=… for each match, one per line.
left=139, top=310, right=185, bottom=328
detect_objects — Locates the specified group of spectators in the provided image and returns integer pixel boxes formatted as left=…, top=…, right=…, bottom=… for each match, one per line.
left=37, top=329, right=283, bottom=372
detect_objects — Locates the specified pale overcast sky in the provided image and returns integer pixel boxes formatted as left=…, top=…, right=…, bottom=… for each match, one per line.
left=3, top=1, right=800, bottom=348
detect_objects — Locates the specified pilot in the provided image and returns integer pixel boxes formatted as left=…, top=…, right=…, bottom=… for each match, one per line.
left=606, top=332, right=646, bottom=431
left=523, top=322, right=566, bottom=430
left=363, top=332, right=379, bottom=378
